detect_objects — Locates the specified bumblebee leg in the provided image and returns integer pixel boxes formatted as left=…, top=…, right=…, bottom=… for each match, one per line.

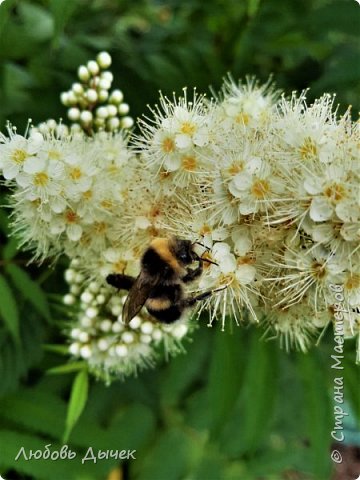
left=106, top=273, right=135, bottom=291
left=182, top=285, right=227, bottom=307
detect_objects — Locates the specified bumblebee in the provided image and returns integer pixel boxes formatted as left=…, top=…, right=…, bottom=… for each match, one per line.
left=106, top=236, right=224, bottom=324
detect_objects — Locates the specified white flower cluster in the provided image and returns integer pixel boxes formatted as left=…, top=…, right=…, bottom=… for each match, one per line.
left=61, top=52, right=134, bottom=133
left=64, top=260, right=191, bottom=381
left=1, top=55, right=359, bottom=376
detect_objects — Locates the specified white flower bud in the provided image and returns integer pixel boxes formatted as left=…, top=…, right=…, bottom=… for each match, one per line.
left=72, top=82, right=84, bottom=95
left=97, top=339, right=109, bottom=351
left=80, top=316, right=93, bottom=328
left=47, top=119, right=57, bottom=129
left=70, top=285, right=81, bottom=295
left=96, top=294, right=106, bottom=304
left=109, top=89, right=124, bottom=104
left=94, top=118, right=105, bottom=128
left=65, top=269, right=76, bottom=283
left=100, top=319, right=113, bottom=332
left=121, top=116, right=134, bottom=129
left=107, top=117, right=120, bottom=131
left=86, top=307, right=98, bottom=319
left=112, top=321, right=124, bottom=333
left=121, top=332, right=134, bottom=344
left=152, top=329, right=163, bottom=341
left=78, top=331, right=90, bottom=343
left=98, top=90, right=109, bottom=102
left=66, top=91, right=78, bottom=105
left=80, top=345, right=92, bottom=359
left=96, top=106, right=109, bottom=119
left=80, top=110, right=93, bottom=124
left=107, top=105, right=118, bottom=117
left=68, top=108, right=81, bottom=121
left=87, top=60, right=100, bottom=75
left=56, top=124, right=69, bottom=137
left=63, top=293, right=76, bottom=305
left=75, top=273, right=84, bottom=283
left=70, top=328, right=81, bottom=339
left=129, top=316, right=141, bottom=329
left=70, top=123, right=82, bottom=133
left=118, top=103, right=130, bottom=115
left=60, top=92, right=70, bottom=105
left=69, top=342, right=80, bottom=355
left=140, top=334, right=152, bottom=344
left=80, top=291, right=93, bottom=303
left=115, top=344, right=128, bottom=357
left=88, top=281, right=100, bottom=293
left=172, top=323, right=188, bottom=339
left=78, top=65, right=90, bottom=81
left=86, top=88, right=98, bottom=103
left=141, top=321, right=154, bottom=335
left=99, top=78, right=111, bottom=90
left=111, top=305, right=122, bottom=316
left=101, top=71, right=113, bottom=82
left=70, top=258, right=81, bottom=268
left=97, top=51, right=112, bottom=69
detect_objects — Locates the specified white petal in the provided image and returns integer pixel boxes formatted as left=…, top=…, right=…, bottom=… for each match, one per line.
left=135, top=216, right=151, bottom=229
left=67, top=224, right=82, bottom=241
left=304, top=177, right=322, bottom=195
left=16, top=172, right=32, bottom=187
left=3, top=162, right=20, bottom=180
left=232, top=172, right=252, bottom=191
left=239, top=199, right=256, bottom=215
left=246, top=157, right=262, bottom=174
left=23, top=156, right=46, bottom=174
left=336, top=203, right=359, bottom=223
left=175, top=134, right=192, bottom=149
left=220, top=254, right=236, bottom=274
left=163, top=155, right=181, bottom=171
left=309, top=197, right=333, bottom=222
left=236, top=265, right=256, bottom=284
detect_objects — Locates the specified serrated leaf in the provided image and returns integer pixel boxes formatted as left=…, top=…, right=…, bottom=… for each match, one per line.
left=5, top=264, right=50, bottom=320
left=0, top=273, right=20, bottom=342
left=63, top=369, right=89, bottom=443
left=47, top=361, right=87, bottom=375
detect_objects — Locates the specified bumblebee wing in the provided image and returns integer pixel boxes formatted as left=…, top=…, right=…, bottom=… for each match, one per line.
left=122, top=272, right=158, bottom=324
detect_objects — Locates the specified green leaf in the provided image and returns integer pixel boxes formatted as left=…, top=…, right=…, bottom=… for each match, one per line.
left=18, top=1, right=54, bottom=42
left=247, top=0, right=261, bottom=17
left=49, top=0, right=78, bottom=43
left=5, top=264, right=50, bottom=320
left=297, top=352, right=333, bottom=479
left=135, top=428, right=198, bottom=480
left=63, top=369, right=89, bottom=443
left=0, top=0, right=16, bottom=36
left=0, top=388, right=66, bottom=439
left=219, top=329, right=279, bottom=455
left=47, top=361, right=87, bottom=375
left=206, top=326, right=247, bottom=434
left=2, top=238, right=19, bottom=260
left=0, top=273, right=20, bottom=342
left=42, top=343, right=70, bottom=356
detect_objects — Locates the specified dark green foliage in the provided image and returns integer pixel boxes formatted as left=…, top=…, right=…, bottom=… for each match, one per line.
left=0, top=1, right=359, bottom=479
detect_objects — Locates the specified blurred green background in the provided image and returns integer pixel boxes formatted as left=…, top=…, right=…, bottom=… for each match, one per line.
left=0, top=1, right=359, bottom=479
